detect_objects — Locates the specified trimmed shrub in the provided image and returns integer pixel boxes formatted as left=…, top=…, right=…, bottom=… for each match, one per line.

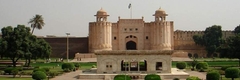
left=173, top=78, right=179, bottom=80
left=176, top=61, right=187, bottom=69
left=186, top=76, right=201, bottom=80
left=144, top=74, right=161, bottom=80
left=225, top=67, right=240, bottom=80
left=206, top=70, right=220, bottom=80
left=114, top=74, right=131, bottom=80
left=32, top=71, right=47, bottom=80
left=196, top=62, right=208, bottom=71
left=62, top=63, right=75, bottom=71
left=33, top=68, right=46, bottom=73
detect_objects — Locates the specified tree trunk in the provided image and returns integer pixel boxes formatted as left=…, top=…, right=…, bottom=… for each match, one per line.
left=232, top=78, right=234, bottom=80
left=27, top=58, right=31, bottom=67
left=12, top=60, right=16, bottom=67
left=31, top=27, right=35, bottom=34
left=25, top=58, right=28, bottom=66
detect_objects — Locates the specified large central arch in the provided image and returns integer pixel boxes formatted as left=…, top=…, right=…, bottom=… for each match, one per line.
left=126, top=41, right=137, bottom=50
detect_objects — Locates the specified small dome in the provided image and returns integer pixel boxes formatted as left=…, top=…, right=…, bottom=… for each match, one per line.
left=96, top=8, right=108, bottom=16
left=153, top=8, right=168, bottom=16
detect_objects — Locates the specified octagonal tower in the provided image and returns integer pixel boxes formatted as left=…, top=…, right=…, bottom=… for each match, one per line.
left=150, top=8, right=174, bottom=50
left=89, top=8, right=112, bottom=52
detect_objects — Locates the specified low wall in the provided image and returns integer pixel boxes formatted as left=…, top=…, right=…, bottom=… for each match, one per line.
left=78, top=73, right=189, bottom=80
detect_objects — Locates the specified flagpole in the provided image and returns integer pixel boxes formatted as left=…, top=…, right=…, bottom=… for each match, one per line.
left=130, top=5, right=132, bottom=19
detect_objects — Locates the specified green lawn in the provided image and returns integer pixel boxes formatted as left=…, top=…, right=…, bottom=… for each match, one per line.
left=0, top=77, right=33, bottom=80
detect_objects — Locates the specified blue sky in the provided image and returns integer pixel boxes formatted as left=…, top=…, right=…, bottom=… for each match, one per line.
left=0, top=0, right=240, bottom=37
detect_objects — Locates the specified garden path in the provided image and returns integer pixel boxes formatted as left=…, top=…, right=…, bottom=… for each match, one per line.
left=185, top=71, right=206, bottom=80
left=50, top=70, right=82, bottom=80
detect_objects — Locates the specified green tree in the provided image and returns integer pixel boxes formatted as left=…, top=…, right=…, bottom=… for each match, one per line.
left=28, top=14, right=45, bottom=34
left=225, top=67, right=240, bottom=80
left=193, top=25, right=223, bottom=57
left=234, top=25, right=240, bottom=34
left=225, top=34, right=240, bottom=66
left=1, top=25, right=31, bottom=67
left=0, top=25, right=51, bottom=67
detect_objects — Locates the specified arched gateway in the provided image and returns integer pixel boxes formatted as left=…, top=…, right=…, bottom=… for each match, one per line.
left=126, top=41, right=137, bottom=50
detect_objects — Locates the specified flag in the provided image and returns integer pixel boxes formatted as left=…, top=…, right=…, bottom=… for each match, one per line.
left=128, top=3, right=131, bottom=9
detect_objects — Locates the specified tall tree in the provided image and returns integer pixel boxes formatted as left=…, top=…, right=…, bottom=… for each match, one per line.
left=25, top=36, right=52, bottom=67
left=28, top=14, right=45, bottom=34
left=234, top=25, right=240, bottom=34
left=1, top=25, right=31, bottom=67
left=193, top=25, right=223, bottom=57
left=225, top=34, right=240, bottom=66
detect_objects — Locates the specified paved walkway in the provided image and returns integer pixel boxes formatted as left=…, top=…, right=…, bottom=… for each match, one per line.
left=185, top=71, right=206, bottom=80
left=50, top=70, right=82, bottom=80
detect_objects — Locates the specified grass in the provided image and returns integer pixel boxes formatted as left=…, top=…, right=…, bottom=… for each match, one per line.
left=0, top=77, right=33, bottom=80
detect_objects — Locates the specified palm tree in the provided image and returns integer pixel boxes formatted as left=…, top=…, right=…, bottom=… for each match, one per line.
left=28, top=14, right=45, bottom=34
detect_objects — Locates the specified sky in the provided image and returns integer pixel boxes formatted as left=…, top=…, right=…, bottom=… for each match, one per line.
left=0, top=0, right=240, bottom=37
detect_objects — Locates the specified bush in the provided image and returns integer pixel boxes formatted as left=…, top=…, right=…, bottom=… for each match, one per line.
left=62, top=63, right=75, bottom=71
left=16, top=67, right=23, bottom=71
left=176, top=61, right=187, bottom=69
left=186, top=76, right=201, bottom=80
left=32, top=71, right=47, bottom=80
left=114, top=74, right=131, bottom=80
left=74, top=63, right=80, bottom=67
left=92, top=65, right=96, bottom=68
left=4, top=67, right=14, bottom=74
left=144, top=74, right=161, bottom=80
left=225, top=67, right=240, bottom=80
left=33, top=68, right=46, bottom=73
left=196, top=62, right=208, bottom=71
left=206, top=70, right=220, bottom=80
left=173, top=78, right=179, bottom=80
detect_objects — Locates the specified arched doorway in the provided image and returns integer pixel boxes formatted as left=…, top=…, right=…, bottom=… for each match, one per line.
left=126, top=41, right=136, bottom=50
